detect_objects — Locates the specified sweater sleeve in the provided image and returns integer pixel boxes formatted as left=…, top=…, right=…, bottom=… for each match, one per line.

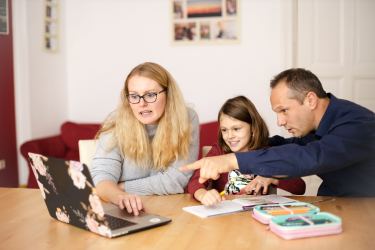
left=90, top=133, right=123, bottom=186
left=187, top=144, right=221, bottom=195
left=124, top=108, right=200, bottom=195
left=187, top=144, right=229, bottom=197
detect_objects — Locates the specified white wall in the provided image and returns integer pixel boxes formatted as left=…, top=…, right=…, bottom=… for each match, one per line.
left=65, top=0, right=285, bottom=130
left=14, top=0, right=290, bottom=185
left=13, top=0, right=68, bottom=185
left=26, top=0, right=68, bottom=137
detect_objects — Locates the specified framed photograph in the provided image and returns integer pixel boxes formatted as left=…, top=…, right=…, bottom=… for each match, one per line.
left=46, top=5, right=58, bottom=20
left=45, top=36, right=58, bottom=51
left=44, top=0, right=59, bottom=52
left=186, top=0, right=222, bottom=18
left=45, top=21, right=58, bottom=36
left=0, top=0, right=9, bottom=35
left=174, top=22, right=197, bottom=41
left=171, top=0, right=240, bottom=44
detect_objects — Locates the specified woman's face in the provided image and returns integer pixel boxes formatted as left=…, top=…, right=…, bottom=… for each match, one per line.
left=127, top=75, right=167, bottom=125
left=219, top=114, right=252, bottom=152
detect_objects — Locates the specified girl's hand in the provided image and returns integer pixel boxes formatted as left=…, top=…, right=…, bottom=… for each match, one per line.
left=241, top=176, right=279, bottom=195
left=196, top=189, right=225, bottom=206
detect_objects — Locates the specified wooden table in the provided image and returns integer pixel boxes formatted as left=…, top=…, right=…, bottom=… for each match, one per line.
left=0, top=188, right=374, bottom=250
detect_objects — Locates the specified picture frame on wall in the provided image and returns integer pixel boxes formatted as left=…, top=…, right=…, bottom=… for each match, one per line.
left=0, top=0, right=9, bottom=35
left=172, top=0, right=240, bottom=44
left=44, top=0, right=59, bottom=52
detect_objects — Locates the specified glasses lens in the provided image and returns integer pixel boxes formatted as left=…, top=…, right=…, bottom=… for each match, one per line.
left=128, top=94, right=140, bottom=104
left=144, top=93, right=157, bottom=103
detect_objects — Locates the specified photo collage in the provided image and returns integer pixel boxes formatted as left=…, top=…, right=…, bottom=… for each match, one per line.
left=44, top=0, right=59, bottom=52
left=172, top=0, right=239, bottom=43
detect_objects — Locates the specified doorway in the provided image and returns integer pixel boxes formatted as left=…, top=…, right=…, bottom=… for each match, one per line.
left=0, top=0, right=19, bottom=187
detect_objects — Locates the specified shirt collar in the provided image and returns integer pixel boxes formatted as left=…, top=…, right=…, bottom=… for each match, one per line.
left=315, top=93, right=337, bottom=137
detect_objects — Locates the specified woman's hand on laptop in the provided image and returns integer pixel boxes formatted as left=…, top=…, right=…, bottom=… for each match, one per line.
left=117, top=193, right=143, bottom=216
left=95, top=181, right=143, bottom=216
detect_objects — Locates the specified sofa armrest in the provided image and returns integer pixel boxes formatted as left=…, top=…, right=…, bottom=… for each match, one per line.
left=20, top=135, right=67, bottom=188
left=20, top=135, right=67, bottom=159
left=199, top=121, right=219, bottom=159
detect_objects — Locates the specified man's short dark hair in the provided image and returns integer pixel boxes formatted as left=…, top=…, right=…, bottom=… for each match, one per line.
left=270, top=68, right=327, bottom=103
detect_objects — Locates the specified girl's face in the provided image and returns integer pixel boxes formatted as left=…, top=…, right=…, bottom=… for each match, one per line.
left=219, top=114, right=252, bottom=152
left=127, top=75, right=167, bottom=125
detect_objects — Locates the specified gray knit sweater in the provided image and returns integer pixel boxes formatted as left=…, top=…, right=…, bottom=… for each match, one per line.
left=90, top=108, right=199, bottom=195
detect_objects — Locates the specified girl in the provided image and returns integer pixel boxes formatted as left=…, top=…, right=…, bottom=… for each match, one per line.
left=187, top=96, right=305, bottom=206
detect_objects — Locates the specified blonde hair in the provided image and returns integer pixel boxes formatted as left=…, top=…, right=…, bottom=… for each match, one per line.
left=98, top=62, right=191, bottom=170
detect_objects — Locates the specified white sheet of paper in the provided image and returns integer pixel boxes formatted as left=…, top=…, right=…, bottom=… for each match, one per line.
left=182, top=200, right=244, bottom=218
left=183, top=195, right=298, bottom=218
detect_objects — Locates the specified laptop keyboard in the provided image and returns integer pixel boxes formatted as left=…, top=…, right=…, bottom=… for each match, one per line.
left=104, top=214, right=136, bottom=230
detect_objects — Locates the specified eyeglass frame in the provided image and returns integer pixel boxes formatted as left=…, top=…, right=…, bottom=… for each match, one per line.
left=126, top=89, right=167, bottom=104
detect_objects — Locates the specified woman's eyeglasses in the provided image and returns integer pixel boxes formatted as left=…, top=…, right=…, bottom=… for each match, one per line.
left=127, top=89, right=166, bottom=104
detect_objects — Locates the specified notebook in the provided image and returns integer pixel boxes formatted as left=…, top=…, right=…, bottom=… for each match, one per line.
left=182, top=195, right=297, bottom=218
left=28, top=153, right=171, bottom=238
left=232, top=195, right=297, bottom=210
left=183, top=200, right=244, bottom=218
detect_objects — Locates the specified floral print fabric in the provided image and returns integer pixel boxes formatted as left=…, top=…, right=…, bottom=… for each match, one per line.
left=224, top=169, right=255, bottom=195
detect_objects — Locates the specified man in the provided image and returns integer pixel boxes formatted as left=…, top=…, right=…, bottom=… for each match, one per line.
left=182, top=68, right=375, bottom=196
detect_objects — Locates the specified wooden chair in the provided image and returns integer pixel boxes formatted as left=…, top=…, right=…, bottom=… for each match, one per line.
left=78, top=139, right=98, bottom=168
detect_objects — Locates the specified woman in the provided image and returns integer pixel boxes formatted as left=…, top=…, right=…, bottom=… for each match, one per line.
left=187, top=96, right=305, bottom=206
left=91, top=62, right=199, bottom=215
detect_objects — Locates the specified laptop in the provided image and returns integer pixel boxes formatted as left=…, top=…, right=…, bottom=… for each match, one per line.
left=28, top=152, right=171, bottom=238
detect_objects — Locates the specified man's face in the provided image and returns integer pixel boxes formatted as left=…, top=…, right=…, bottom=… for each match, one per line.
left=270, top=81, right=315, bottom=137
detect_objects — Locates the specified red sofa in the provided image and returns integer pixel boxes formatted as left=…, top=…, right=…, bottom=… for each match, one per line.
left=20, top=120, right=219, bottom=188
left=198, top=121, right=219, bottom=159
left=20, top=121, right=101, bottom=188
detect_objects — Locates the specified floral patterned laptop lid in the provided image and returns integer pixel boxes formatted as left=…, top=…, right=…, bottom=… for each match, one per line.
left=28, top=153, right=171, bottom=238
left=28, top=153, right=113, bottom=237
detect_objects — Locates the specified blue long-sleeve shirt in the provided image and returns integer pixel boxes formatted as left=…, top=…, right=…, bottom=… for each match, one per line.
left=236, top=94, right=375, bottom=196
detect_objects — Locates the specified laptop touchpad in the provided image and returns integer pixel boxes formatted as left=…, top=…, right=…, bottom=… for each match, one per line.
left=102, top=202, right=148, bottom=222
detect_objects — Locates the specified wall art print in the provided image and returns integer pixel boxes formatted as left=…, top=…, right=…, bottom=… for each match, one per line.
left=172, top=0, right=240, bottom=44
left=44, top=0, right=59, bottom=52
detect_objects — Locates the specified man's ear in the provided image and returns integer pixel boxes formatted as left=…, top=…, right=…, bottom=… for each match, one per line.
left=305, top=91, right=319, bottom=110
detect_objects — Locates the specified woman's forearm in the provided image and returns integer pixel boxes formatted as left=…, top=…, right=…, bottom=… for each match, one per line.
left=96, top=180, right=125, bottom=205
